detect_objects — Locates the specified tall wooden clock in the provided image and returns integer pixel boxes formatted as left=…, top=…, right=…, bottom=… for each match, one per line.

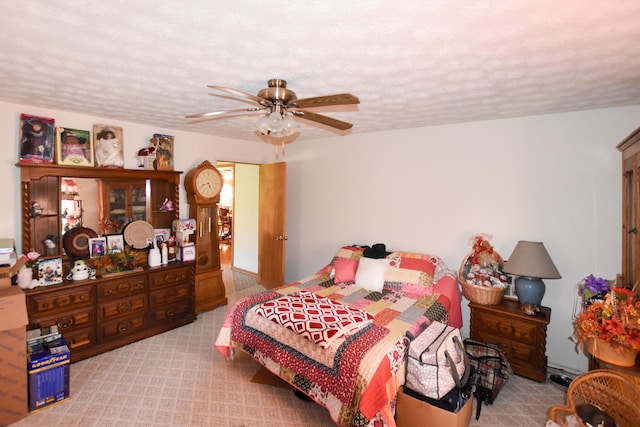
left=184, top=160, right=227, bottom=313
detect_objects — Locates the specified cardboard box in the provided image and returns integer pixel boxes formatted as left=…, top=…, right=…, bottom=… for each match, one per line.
left=0, top=285, right=29, bottom=424
left=27, top=337, right=70, bottom=412
left=395, top=386, right=473, bottom=427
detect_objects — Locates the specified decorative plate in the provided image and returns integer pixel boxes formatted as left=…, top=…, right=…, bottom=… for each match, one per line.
left=123, top=220, right=155, bottom=249
left=63, top=226, right=98, bottom=259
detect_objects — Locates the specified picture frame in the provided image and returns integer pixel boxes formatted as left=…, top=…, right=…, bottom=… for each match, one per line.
left=89, top=237, right=106, bottom=258
left=93, top=124, right=124, bottom=168
left=154, top=228, right=171, bottom=248
left=56, top=127, right=94, bottom=167
left=106, top=234, right=124, bottom=253
left=37, top=257, right=63, bottom=286
left=150, top=133, right=174, bottom=170
left=503, top=275, right=518, bottom=300
left=18, top=114, right=55, bottom=164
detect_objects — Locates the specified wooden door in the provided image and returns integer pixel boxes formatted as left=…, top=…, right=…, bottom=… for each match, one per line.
left=257, top=162, right=286, bottom=288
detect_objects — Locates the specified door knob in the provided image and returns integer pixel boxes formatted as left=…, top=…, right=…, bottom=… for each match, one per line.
left=276, top=235, right=288, bottom=241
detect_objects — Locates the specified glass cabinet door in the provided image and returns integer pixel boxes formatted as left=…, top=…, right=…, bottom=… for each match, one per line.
left=102, top=180, right=148, bottom=229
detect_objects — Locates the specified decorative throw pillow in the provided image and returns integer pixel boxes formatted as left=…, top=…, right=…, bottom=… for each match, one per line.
left=332, top=257, right=359, bottom=284
left=355, top=257, right=390, bottom=292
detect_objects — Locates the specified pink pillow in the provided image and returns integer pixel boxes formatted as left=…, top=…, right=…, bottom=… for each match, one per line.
left=333, top=258, right=359, bottom=283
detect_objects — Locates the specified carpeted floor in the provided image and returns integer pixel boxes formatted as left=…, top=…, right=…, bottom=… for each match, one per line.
left=11, top=266, right=568, bottom=426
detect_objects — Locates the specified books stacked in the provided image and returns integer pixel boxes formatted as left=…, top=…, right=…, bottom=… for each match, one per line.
left=0, top=238, right=15, bottom=264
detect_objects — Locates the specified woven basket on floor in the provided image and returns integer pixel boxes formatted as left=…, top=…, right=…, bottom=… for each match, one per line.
left=547, top=369, right=640, bottom=427
left=459, top=252, right=505, bottom=305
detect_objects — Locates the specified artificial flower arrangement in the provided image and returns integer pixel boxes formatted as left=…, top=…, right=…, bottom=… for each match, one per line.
left=461, top=233, right=509, bottom=289
left=91, top=245, right=144, bottom=276
left=22, top=251, right=40, bottom=269
left=572, top=275, right=640, bottom=352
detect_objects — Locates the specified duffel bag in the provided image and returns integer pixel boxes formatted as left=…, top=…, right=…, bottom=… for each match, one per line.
left=405, top=321, right=469, bottom=400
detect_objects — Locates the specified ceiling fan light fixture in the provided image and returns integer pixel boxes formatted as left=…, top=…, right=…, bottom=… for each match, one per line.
left=254, top=109, right=299, bottom=137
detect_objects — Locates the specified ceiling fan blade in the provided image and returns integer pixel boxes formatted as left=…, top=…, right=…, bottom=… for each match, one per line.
left=289, top=93, right=360, bottom=109
left=291, top=110, right=354, bottom=131
left=208, top=93, right=271, bottom=108
left=207, top=84, right=270, bottom=106
left=185, top=107, right=266, bottom=124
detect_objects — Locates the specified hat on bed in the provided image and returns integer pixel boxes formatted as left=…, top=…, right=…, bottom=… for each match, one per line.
left=363, top=243, right=391, bottom=259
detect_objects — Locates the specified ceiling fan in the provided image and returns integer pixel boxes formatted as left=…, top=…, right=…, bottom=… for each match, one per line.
left=186, top=79, right=360, bottom=138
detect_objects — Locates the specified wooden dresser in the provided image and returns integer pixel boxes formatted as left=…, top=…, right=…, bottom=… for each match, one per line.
left=24, top=262, right=195, bottom=362
left=469, top=299, right=551, bottom=382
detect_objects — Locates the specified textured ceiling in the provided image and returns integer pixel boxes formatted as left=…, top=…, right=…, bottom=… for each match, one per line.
left=1, top=1, right=639, bottom=143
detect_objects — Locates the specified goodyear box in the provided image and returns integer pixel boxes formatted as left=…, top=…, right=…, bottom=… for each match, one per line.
left=0, top=264, right=29, bottom=425
left=27, top=333, right=70, bottom=412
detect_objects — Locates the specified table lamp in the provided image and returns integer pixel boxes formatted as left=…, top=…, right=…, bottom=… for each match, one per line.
left=502, top=241, right=561, bottom=308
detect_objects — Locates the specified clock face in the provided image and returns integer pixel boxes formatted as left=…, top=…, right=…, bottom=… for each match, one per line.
left=195, top=168, right=223, bottom=199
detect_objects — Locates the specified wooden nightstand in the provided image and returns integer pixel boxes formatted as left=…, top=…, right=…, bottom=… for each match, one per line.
left=469, top=299, right=551, bottom=382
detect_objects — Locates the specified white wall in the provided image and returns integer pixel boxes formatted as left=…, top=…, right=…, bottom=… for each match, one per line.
left=283, top=105, right=640, bottom=373
left=0, top=100, right=271, bottom=255
left=232, top=163, right=259, bottom=273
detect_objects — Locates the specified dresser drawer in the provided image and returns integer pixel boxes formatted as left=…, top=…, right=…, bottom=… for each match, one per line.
left=98, top=294, right=147, bottom=321
left=29, top=285, right=93, bottom=316
left=150, top=300, right=191, bottom=324
left=30, top=307, right=94, bottom=333
left=472, top=310, right=538, bottom=345
left=97, top=276, right=146, bottom=300
left=150, top=282, right=190, bottom=307
left=148, top=266, right=190, bottom=289
left=97, top=313, right=148, bottom=342
left=472, top=329, right=538, bottom=366
left=60, top=326, right=96, bottom=355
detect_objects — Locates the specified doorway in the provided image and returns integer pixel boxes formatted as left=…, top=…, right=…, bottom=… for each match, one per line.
left=216, top=162, right=260, bottom=275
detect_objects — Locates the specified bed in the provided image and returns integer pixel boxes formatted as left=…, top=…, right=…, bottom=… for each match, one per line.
left=215, top=245, right=463, bottom=426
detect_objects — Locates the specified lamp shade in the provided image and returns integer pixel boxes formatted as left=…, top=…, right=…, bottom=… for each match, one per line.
left=502, top=241, right=561, bottom=279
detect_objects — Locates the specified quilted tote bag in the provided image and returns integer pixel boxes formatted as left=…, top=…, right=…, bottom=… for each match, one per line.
left=405, top=321, right=469, bottom=400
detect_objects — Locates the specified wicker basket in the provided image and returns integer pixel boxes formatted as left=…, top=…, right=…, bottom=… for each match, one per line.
left=547, top=369, right=640, bottom=427
left=459, top=252, right=505, bottom=305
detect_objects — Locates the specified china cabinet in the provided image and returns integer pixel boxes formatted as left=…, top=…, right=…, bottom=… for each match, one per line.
left=17, top=163, right=195, bottom=362
left=618, top=125, right=640, bottom=290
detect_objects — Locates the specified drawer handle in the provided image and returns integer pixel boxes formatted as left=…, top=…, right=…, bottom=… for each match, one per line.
left=497, top=323, right=515, bottom=335
left=42, top=302, right=50, bottom=308
left=118, top=302, right=132, bottom=313
left=520, top=332, right=526, bottom=337
left=79, top=295, right=87, bottom=301
left=57, top=317, right=74, bottom=329
left=166, top=307, right=178, bottom=318
left=118, top=321, right=132, bottom=332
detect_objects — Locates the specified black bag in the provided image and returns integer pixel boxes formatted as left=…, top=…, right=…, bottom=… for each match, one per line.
left=463, top=338, right=512, bottom=420
left=403, top=364, right=476, bottom=413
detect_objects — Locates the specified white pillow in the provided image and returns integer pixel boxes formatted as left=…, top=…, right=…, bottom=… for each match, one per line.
left=355, top=257, right=389, bottom=292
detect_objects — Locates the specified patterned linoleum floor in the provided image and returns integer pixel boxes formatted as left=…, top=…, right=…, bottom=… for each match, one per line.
left=11, top=266, right=566, bottom=426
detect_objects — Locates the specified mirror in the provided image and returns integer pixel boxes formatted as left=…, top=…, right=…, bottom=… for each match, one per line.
left=61, top=178, right=100, bottom=236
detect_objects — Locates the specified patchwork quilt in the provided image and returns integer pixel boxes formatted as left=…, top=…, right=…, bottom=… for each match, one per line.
left=215, top=246, right=462, bottom=427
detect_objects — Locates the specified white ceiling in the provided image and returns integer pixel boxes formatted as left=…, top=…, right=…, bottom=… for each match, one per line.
left=1, top=1, right=639, bottom=143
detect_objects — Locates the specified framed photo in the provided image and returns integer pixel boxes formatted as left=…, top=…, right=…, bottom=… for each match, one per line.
left=106, top=234, right=124, bottom=253
left=56, top=127, right=94, bottom=166
left=503, top=275, right=518, bottom=300
left=154, top=228, right=170, bottom=248
left=94, top=124, right=124, bottom=168
left=89, top=237, right=106, bottom=258
left=37, top=257, right=63, bottom=286
left=150, top=133, right=174, bottom=170
left=18, top=114, right=55, bottom=164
